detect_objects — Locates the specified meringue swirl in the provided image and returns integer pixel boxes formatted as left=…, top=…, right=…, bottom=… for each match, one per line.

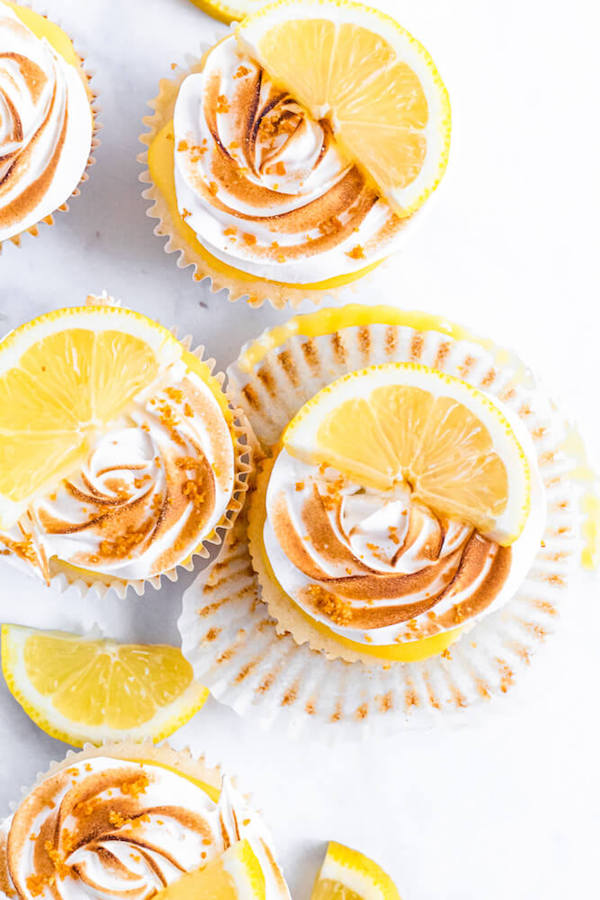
left=264, top=450, right=515, bottom=645
left=0, top=756, right=289, bottom=900
left=0, top=370, right=235, bottom=582
left=0, top=2, right=93, bottom=242
left=172, top=36, right=409, bottom=284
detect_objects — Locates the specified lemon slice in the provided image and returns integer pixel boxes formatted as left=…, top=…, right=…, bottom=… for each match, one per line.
left=283, top=362, right=531, bottom=545
left=0, top=305, right=184, bottom=529
left=154, top=840, right=266, bottom=900
left=1, top=625, right=209, bottom=746
left=311, top=841, right=401, bottom=900
left=236, top=0, right=451, bottom=217
left=187, top=0, right=268, bottom=24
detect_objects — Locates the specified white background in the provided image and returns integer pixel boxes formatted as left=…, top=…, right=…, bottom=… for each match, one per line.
left=0, top=0, right=599, bottom=897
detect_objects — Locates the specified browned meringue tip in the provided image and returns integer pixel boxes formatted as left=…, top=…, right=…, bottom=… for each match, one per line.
left=0, top=3, right=100, bottom=255
left=138, top=56, right=373, bottom=311
left=177, top=317, right=579, bottom=736
left=33, top=294, right=254, bottom=602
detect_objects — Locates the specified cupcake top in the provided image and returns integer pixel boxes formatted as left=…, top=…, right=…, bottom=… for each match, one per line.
left=0, top=304, right=241, bottom=585
left=0, top=755, right=289, bottom=900
left=172, top=35, right=408, bottom=284
left=0, top=1, right=93, bottom=242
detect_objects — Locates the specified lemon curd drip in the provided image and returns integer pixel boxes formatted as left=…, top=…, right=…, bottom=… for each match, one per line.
left=148, top=122, right=382, bottom=291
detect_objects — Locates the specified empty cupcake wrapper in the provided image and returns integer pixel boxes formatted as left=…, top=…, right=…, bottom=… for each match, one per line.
left=178, top=316, right=580, bottom=738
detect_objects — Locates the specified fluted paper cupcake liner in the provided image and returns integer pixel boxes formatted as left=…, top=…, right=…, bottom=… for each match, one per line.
left=178, top=313, right=579, bottom=737
left=138, top=49, right=387, bottom=310
left=0, top=0, right=100, bottom=253
left=1, top=292, right=253, bottom=602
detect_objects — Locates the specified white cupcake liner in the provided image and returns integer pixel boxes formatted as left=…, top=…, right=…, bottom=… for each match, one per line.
left=0, top=0, right=100, bottom=253
left=178, top=314, right=580, bottom=738
left=0, top=292, right=253, bottom=601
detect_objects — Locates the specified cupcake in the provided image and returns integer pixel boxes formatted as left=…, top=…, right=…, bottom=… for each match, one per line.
left=0, top=1, right=97, bottom=249
left=0, top=296, right=251, bottom=597
left=0, top=742, right=290, bottom=899
left=140, top=0, right=450, bottom=308
left=179, top=304, right=577, bottom=733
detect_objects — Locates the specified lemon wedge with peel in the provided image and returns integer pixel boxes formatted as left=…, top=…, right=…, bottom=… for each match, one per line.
left=311, top=841, right=401, bottom=900
left=1, top=625, right=208, bottom=746
left=236, top=0, right=451, bottom=217
left=283, top=362, right=531, bottom=545
left=0, top=305, right=184, bottom=529
left=187, top=0, right=262, bottom=23
left=154, top=840, right=266, bottom=900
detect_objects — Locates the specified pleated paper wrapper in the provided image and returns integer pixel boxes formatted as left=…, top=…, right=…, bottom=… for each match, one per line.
left=179, top=315, right=580, bottom=738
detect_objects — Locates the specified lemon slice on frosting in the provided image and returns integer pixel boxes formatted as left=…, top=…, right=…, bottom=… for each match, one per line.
left=283, top=362, right=531, bottom=545
left=311, top=841, right=401, bottom=900
left=154, top=839, right=266, bottom=900
left=236, top=0, right=451, bottom=217
left=0, top=306, right=184, bottom=529
left=1, top=625, right=208, bottom=746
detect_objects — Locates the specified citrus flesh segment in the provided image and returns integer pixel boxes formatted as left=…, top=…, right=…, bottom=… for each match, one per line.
left=236, top=0, right=451, bottom=216
left=282, top=363, right=531, bottom=545
left=0, top=306, right=182, bottom=527
left=1, top=625, right=208, bottom=746
left=153, top=839, right=266, bottom=900
left=311, top=841, right=401, bottom=900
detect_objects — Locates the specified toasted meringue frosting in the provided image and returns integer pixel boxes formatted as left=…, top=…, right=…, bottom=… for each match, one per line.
left=263, top=439, right=545, bottom=646
left=0, top=756, right=290, bottom=900
left=172, top=36, right=410, bottom=284
left=0, top=1, right=93, bottom=242
left=0, top=366, right=235, bottom=582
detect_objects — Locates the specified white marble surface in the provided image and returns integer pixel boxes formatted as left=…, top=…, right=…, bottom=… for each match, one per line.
left=0, top=0, right=599, bottom=897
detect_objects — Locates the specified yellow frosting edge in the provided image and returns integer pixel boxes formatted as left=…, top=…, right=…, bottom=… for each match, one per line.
left=147, top=121, right=383, bottom=292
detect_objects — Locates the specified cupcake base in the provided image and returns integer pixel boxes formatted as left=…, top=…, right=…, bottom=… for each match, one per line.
left=178, top=308, right=579, bottom=736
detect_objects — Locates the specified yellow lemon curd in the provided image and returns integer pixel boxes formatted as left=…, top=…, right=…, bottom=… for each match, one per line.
left=6, top=1, right=87, bottom=76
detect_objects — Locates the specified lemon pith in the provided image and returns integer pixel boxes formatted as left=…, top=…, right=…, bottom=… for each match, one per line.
left=153, top=840, right=266, bottom=900
left=283, top=362, right=531, bottom=545
left=312, top=841, right=401, bottom=900
left=237, top=0, right=451, bottom=217
left=1, top=625, right=209, bottom=747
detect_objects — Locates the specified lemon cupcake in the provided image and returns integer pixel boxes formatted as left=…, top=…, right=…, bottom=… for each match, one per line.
left=0, top=742, right=291, bottom=900
left=140, top=0, right=450, bottom=308
left=0, top=297, right=252, bottom=597
left=179, top=304, right=578, bottom=734
left=0, top=1, right=97, bottom=250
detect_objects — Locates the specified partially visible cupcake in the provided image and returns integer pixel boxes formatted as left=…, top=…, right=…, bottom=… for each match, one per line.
left=0, top=1, right=97, bottom=250
left=0, top=297, right=251, bottom=597
left=0, top=742, right=290, bottom=900
left=140, top=0, right=451, bottom=308
left=178, top=304, right=577, bottom=731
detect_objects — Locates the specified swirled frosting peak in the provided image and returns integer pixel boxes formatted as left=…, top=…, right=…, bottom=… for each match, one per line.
left=263, top=449, right=545, bottom=646
left=172, top=36, right=409, bottom=283
left=0, top=2, right=93, bottom=241
left=0, top=756, right=290, bottom=900
left=0, top=366, right=236, bottom=583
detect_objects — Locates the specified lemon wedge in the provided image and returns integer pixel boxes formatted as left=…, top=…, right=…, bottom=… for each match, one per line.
left=236, top=0, right=451, bottom=217
left=311, top=841, right=401, bottom=900
left=187, top=0, right=262, bottom=23
left=0, top=305, right=184, bottom=528
left=283, top=362, right=531, bottom=545
left=154, top=840, right=266, bottom=900
left=1, top=625, right=208, bottom=746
